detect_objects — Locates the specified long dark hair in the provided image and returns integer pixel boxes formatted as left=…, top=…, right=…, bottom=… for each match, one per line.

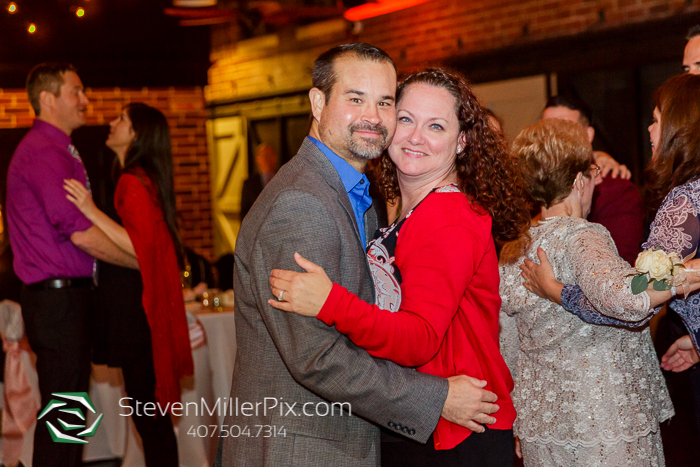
left=121, top=102, right=184, bottom=269
left=645, top=74, right=700, bottom=212
left=376, top=68, right=531, bottom=243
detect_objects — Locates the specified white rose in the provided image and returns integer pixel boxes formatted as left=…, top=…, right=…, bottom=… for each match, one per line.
left=635, top=250, right=655, bottom=274
left=648, top=250, right=673, bottom=281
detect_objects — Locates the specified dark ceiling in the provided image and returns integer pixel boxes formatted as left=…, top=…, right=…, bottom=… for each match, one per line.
left=0, top=0, right=211, bottom=88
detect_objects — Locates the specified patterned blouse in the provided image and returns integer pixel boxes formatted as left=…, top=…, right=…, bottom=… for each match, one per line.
left=367, top=184, right=463, bottom=312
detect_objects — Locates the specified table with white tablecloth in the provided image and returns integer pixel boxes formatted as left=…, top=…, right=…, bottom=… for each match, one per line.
left=13, top=308, right=236, bottom=467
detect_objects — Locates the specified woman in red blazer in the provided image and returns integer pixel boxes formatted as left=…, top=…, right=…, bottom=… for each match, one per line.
left=63, top=103, right=192, bottom=466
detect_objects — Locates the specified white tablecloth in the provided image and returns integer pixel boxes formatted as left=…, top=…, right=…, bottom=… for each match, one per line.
left=14, top=309, right=237, bottom=467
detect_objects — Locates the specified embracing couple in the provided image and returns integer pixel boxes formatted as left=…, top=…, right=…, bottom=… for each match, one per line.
left=217, top=43, right=530, bottom=467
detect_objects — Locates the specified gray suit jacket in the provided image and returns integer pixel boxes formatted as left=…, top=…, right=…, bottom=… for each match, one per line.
left=219, top=138, right=448, bottom=466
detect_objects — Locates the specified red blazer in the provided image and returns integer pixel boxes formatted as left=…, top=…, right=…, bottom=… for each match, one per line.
left=318, top=191, right=515, bottom=450
left=116, top=168, right=193, bottom=408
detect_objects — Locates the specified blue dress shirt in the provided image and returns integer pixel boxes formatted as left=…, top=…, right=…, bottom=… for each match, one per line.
left=309, top=136, right=372, bottom=246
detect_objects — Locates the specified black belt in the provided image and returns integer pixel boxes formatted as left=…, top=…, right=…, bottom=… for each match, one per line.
left=27, top=277, right=93, bottom=290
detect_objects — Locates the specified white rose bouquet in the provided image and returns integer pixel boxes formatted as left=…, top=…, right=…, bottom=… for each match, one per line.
left=631, top=248, right=684, bottom=295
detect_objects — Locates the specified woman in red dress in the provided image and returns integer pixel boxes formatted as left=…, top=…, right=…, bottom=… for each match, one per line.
left=63, top=103, right=193, bottom=466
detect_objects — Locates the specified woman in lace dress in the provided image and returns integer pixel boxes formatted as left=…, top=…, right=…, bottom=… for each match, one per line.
left=267, top=69, right=531, bottom=466
left=520, top=74, right=700, bottom=376
left=500, top=118, right=700, bottom=466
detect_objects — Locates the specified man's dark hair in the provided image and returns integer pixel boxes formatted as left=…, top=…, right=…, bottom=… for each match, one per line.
left=687, top=25, right=700, bottom=41
left=312, top=43, right=396, bottom=103
left=26, top=62, right=78, bottom=116
left=544, top=94, right=593, bottom=127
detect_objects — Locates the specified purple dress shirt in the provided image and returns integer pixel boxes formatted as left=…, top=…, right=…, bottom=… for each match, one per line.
left=7, top=119, right=94, bottom=284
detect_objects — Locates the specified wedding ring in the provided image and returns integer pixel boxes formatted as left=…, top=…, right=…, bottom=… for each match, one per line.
left=278, top=290, right=285, bottom=302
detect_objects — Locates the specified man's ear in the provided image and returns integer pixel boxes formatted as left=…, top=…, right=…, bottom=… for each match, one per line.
left=39, top=90, right=55, bottom=112
left=309, top=88, right=325, bottom=123
left=586, top=126, right=595, bottom=144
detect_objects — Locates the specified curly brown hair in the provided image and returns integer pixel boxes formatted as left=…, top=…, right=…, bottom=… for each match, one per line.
left=512, top=119, right=593, bottom=209
left=645, top=73, right=700, bottom=212
left=374, top=68, right=531, bottom=243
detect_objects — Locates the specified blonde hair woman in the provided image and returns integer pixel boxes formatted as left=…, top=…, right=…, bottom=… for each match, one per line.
left=500, top=118, right=700, bottom=466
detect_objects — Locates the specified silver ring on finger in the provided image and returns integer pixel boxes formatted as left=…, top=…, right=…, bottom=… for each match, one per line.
left=278, top=290, right=285, bottom=302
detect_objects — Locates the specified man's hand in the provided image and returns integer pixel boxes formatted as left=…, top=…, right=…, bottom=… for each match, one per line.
left=441, top=375, right=499, bottom=433
left=594, top=151, right=631, bottom=179
left=661, top=335, right=700, bottom=372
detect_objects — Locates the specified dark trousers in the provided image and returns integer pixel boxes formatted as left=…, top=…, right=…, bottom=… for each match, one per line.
left=381, top=428, right=515, bottom=467
left=120, top=336, right=179, bottom=467
left=21, top=285, right=93, bottom=467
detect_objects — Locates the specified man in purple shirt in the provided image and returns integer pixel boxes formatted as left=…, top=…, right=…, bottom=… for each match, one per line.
left=6, top=63, right=138, bottom=467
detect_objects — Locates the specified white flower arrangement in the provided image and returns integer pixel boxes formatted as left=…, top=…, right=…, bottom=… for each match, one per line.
left=630, top=248, right=684, bottom=295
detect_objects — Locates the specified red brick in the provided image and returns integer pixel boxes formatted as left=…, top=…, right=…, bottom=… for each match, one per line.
left=208, top=0, right=700, bottom=91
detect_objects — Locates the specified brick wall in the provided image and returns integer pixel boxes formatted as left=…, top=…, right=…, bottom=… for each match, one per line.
left=0, top=86, right=214, bottom=260
left=206, top=0, right=700, bottom=103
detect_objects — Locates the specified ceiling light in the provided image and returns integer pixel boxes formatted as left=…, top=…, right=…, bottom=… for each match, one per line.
left=344, top=0, right=435, bottom=22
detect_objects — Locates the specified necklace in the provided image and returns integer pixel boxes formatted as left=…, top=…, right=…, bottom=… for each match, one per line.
left=537, top=215, right=568, bottom=225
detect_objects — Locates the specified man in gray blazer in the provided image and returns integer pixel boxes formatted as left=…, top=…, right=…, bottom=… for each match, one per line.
left=218, top=43, right=499, bottom=466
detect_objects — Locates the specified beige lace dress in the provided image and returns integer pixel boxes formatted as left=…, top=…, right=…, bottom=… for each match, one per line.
left=499, top=216, right=673, bottom=467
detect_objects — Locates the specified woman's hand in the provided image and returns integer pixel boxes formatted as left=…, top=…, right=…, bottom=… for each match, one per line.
left=519, top=247, right=564, bottom=305
left=268, top=253, right=333, bottom=317
left=682, top=258, right=700, bottom=284
left=661, top=335, right=700, bottom=372
left=668, top=258, right=700, bottom=298
left=64, top=179, right=98, bottom=221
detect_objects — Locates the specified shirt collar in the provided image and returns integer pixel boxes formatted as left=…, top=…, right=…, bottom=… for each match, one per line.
left=308, top=136, right=366, bottom=194
left=33, top=119, right=72, bottom=148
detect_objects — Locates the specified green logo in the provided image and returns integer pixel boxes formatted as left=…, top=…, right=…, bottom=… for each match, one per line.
left=37, top=392, right=103, bottom=444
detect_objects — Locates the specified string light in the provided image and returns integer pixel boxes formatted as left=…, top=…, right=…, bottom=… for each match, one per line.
left=28, top=23, right=36, bottom=34
left=7, top=2, right=17, bottom=13
left=76, top=7, right=84, bottom=17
